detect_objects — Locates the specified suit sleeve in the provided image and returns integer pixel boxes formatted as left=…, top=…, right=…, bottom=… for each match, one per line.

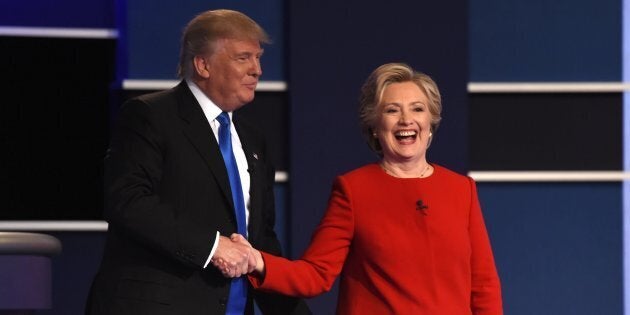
left=468, top=177, right=503, bottom=315
left=249, top=176, right=354, bottom=298
left=251, top=141, right=282, bottom=256
left=104, top=99, right=214, bottom=268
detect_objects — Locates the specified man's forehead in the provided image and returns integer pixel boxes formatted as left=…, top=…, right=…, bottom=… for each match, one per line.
left=222, top=38, right=263, bottom=53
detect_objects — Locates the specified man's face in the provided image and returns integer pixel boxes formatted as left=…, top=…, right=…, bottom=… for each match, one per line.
left=198, top=38, right=263, bottom=111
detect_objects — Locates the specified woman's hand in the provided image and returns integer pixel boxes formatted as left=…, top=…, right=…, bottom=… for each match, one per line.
left=211, top=234, right=265, bottom=277
left=230, top=233, right=266, bottom=276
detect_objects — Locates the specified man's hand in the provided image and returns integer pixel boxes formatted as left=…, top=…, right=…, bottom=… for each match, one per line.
left=211, top=235, right=254, bottom=278
left=230, top=233, right=265, bottom=276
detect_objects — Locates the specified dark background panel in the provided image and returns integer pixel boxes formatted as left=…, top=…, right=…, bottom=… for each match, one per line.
left=470, top=93, right=622, bottom=170
left=236, top=92, right=289, bottom=171
left=470, top=0, right=621, bottom=81
left=0, top=37, right=115, bottom=219
left=0, top=0, right=115, bottom=28
left=479, top=182, right=622, bottom=315
left=120, top=89, right=289, bottom=171
left=288, top=1, right=469, bottom=312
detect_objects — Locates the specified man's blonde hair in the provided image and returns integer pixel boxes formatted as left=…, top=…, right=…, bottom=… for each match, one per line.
left=177, top=9, right=270, bottom=79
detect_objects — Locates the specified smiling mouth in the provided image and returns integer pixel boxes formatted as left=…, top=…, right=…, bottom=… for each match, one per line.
left=394, top=130, right=417, bottom=141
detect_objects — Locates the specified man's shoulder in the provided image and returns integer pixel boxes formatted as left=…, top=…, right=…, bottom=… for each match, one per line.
left=132, top=83, right=185, bottom=107
left=119, top=82, right=189, bottom=117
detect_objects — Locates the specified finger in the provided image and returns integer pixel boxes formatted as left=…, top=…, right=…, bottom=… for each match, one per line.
left=216, top=259, right=229, bottom=271
left=230, top=257, right=243, bottom=272
left=237, top=256, right=248, bottom=275
left=247, top=250, right=257, bottom=273
left=242, top=260, right=249, bottom=275
left=221, top=266, right=230, bottom=277
left=253, top=250, right=265, bottom=274
left=211, top=258, right=223, bottom=267
left=220, top=262, right=230, bottom=273
left=230, top=267, right=239, bottom=278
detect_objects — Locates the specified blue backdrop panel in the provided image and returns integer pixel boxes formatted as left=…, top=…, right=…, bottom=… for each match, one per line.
left=124, top=0, right=285, bottom=80
left=39, top=232, right=107, bottom=315
left=0, top=0, right=115, bottom=28
left=273, top=184, right=289, bottom=253
left=478, top=182, right=622, bottom=315
left=470, top=0, right=621, bottom=81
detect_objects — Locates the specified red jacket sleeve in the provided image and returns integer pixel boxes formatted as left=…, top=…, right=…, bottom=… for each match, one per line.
left=468, top=177, right=503, bottom=315
left=249, top=177, right=354, bottom=297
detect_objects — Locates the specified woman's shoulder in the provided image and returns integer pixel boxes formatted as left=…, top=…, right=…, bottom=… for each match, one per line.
left=432, top=163, right=475, bottom=187
left=339, top=163, right=382, bottom=180
left=335, top=163, right=475, bottom=186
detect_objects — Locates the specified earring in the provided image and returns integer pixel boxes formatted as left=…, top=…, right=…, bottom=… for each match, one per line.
left=373, top=132, right=377, bottom=138
left=429, top=132, right=433, bottom=137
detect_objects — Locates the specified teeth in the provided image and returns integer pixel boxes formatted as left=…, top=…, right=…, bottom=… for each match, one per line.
left=395, top=130, right=417, bottom=137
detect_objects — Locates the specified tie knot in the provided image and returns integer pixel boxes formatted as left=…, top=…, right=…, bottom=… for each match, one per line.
left=217, top=112, right=230, bottom=128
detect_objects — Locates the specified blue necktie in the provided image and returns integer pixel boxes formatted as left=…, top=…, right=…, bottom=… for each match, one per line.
left=217, top=112, right=248, bottom=314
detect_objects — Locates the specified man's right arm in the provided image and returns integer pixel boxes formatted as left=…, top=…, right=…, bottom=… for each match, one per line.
left=105, top=100, right=251, bottom=270
left=210, top=235, right=257, bottom=277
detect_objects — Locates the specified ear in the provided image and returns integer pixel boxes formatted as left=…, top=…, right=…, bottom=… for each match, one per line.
left=370, top=128, right=378, bottom=138
left=193, top=56, right=211, bottom=79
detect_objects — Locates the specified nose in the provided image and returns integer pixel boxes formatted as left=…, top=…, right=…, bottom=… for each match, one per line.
left=399, top=109, right=412, bottom=125
left=250, top=58, right=262, bottom=78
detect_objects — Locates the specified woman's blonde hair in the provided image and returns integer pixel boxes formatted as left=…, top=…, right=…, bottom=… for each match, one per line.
left=358, top=62, right=442, bottom=156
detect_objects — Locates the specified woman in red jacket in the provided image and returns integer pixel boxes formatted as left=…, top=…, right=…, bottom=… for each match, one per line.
left=218, top=62, right=503, bottom=314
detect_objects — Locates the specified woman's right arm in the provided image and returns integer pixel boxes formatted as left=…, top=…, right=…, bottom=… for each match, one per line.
left=247, top=177, right=355, bottom=298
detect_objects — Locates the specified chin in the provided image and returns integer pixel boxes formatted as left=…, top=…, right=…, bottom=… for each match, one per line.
left=240, top=94, right=255, bottom=104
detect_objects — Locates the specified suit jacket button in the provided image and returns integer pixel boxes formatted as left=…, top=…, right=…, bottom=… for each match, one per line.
left=219, top=297, right=227, bottom=306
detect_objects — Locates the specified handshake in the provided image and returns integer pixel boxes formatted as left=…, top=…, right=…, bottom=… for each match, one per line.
left=211, top=233, right=264, bottom=278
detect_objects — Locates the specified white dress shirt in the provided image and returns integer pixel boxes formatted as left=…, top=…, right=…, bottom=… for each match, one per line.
left=186, top=80, right=251, bottom=268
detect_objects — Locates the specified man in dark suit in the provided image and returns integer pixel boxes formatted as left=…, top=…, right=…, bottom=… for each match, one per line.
left=86, top=9, right=310, bottom=315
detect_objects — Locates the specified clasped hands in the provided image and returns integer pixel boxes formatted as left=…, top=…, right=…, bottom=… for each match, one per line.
left=211, top=234, right=263, bottom=278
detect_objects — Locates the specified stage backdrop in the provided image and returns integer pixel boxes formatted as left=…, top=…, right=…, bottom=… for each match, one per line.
left=288, top=1, right=468, bottom=312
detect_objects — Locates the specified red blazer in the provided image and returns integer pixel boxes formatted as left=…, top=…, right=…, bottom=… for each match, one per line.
left=251, top=164, right=502, bottom=314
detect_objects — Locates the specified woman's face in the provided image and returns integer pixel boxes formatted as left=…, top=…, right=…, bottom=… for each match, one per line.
left=374, top=81, right=432, bottom=163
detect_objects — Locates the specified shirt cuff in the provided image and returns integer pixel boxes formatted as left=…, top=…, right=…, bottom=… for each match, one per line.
left=203, top=231, right=221, bottom=269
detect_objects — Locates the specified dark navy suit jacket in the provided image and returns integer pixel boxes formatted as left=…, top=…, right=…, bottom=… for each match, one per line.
left=86, top=81, right=309, bottom=315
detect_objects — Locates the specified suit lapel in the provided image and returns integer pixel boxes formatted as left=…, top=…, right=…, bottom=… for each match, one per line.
left=234, top=116, right=262, bottom=239
left=174, top=82, right=234, bottom=210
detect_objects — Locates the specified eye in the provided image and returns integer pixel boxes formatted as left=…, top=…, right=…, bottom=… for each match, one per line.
left=235, top=53, right=251, bottom=62
left=384, top=107, right=399, bottom=114
left=413, top=106, right=424, bottom=112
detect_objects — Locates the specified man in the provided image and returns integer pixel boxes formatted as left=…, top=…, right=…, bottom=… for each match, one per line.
left=86, top=9, right=310, bottom=315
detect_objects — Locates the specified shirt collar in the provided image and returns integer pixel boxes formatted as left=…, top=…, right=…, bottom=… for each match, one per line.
left=186, top=79, right=232, bottom=122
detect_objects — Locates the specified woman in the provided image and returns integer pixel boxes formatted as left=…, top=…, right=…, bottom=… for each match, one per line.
left=219, top=63, right=503, bottom=314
